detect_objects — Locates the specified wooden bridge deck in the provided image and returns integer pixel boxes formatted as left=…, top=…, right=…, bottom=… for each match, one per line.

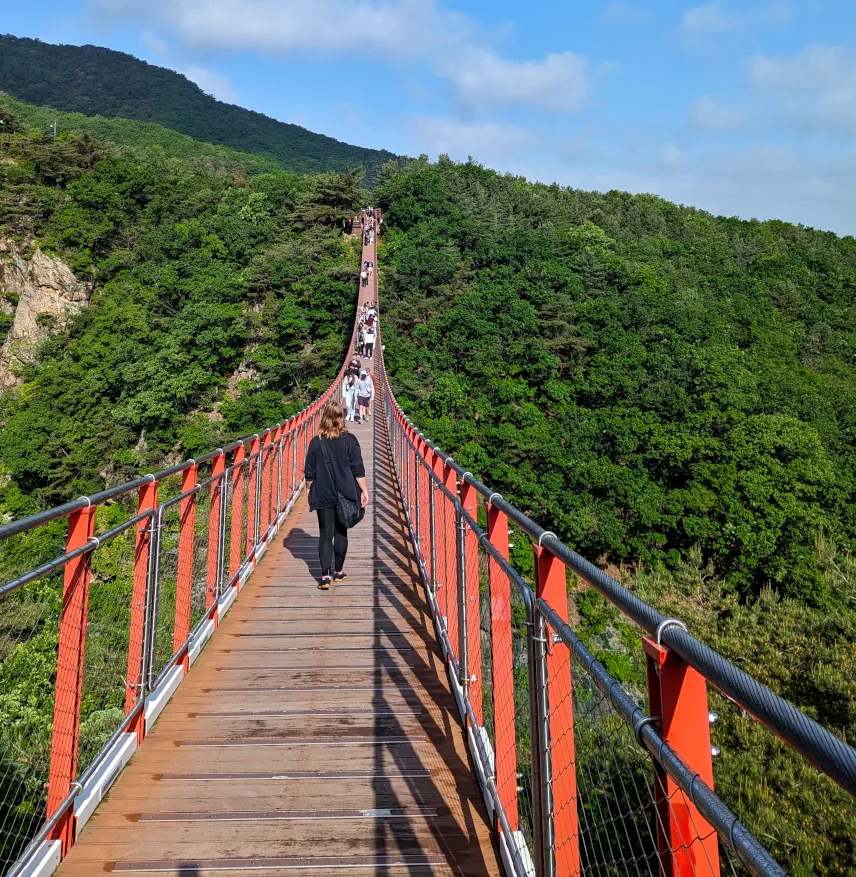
left=56, top=375, right=503, bottom=875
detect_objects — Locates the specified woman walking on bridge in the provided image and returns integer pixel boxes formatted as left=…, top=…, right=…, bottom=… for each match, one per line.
left=304, top=399, right=368, bottom=590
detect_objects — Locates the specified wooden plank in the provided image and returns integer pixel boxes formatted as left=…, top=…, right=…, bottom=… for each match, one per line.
left=57, top=390, right=503, bottom=876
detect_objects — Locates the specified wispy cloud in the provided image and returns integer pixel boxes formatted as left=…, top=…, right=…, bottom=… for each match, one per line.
left=749, top=45, right=856, bottom=135
left=92, top=0, right=594, bottom=116
left=602, top=2, right=647, bottom=24
left=182, top=64, right=235, bottom=102
left=411, top=116, right=535, bottom=163
left=689, top=96, right=748, bottom=132
left=680, top=1, right=790, bottom=45
left=439, top=49, right=590, bottom=113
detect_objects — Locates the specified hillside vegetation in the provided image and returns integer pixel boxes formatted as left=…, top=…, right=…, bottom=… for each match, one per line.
left=0, top=35, right=397, bottom=180
left=0, top=98, right=364, bottom=867
left=0, top=97, right=362, bottom=509
left=376, top=157, right=856, bottom=874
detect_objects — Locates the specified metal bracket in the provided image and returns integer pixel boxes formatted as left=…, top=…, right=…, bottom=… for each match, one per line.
left=656, top=618, right=688, bottom=644
left=635, top=715, right=661, bottom=746
left=537, top=531, right=556, bottom=547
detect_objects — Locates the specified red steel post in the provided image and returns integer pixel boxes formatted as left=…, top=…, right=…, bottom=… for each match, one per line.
left=229, top=443, right=246, bottom=581
left=643, top=638, right=720, bottom=877
left=460, top=479, right=483, bottom=726
left=487, top=502, right=519, bottom=830
left=47, top=503, right=96, bottom=853
left=442, top=461, right=459, bottom=658
left=173, top=463, right=198, bottom=671
left=534, top=545, right=580, bottom=877
left=206, top=452, right=226, bottom=614
left=126, top=479, right=158, bottom=739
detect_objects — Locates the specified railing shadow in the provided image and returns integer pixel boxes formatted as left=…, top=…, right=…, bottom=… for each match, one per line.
left=370, top=407, right=499, bottom=876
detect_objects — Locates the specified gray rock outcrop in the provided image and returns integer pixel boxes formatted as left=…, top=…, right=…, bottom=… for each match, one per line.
left=0, top=241, right=92, bottom=388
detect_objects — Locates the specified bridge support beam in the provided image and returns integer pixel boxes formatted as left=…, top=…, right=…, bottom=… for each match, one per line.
left=47, top=503, right=96, bottom=854
left=644, top=638, right=720, bottom=877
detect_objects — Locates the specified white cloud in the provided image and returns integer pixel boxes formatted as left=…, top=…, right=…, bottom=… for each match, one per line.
left=682, top=3, right=735, bottom=36
left=659, top=143, right=684, bottom=168
left=411, top=116, right=534, bottom=163
left=749, top=45, right=856, bottom=135
left=690, top=96, right=748, bottom=132
left=92, top=0, right=470, bottom=59
left=440, top=49, right=590, bottom=113
left=602, top=2, right=646, bottom=23
left=92, top=0, right=593, bottom=115
left=140, top=30, right=168, bottom=57
left=182, top=64, right=235, bottom=102
left=680, top=1, right=790, bottom=44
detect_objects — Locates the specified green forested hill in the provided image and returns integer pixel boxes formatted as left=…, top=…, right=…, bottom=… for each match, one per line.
left=0, top=97, right=361, bottom=509
left=376, top=158, right=856, bottom=874
left=0, top=35, right=398, bottom=179
left=377, top=157, right=856, bottom=605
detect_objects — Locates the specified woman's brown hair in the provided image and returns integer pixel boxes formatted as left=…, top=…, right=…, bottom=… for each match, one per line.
left=319, top=398, right=348, bottom=439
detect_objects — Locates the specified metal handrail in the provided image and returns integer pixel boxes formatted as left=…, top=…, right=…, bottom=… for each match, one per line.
left=383, top=370, right=856, bottom=799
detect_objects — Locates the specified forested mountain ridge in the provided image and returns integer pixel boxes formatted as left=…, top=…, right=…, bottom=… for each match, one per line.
left=0, top=35, right=398, bottom=180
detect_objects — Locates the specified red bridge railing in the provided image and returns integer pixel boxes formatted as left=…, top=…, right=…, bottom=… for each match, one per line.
left=377, top=333, right=856, bottom=877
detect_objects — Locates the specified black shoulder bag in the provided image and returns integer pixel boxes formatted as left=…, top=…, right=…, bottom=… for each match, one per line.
left=319, top=437, right=365, bottom=529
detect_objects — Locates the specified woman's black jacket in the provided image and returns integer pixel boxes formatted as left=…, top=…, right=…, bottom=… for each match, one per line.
left=304, top=433, right=366, bottom=511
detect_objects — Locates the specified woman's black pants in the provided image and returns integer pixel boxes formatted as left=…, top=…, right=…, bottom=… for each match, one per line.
left=317, top=506, right=347, bottom=576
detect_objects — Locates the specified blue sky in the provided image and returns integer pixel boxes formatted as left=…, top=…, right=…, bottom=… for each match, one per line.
left=3, top=0, right=856, bottom=234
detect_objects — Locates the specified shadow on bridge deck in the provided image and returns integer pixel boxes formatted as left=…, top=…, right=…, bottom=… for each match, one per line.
left=55, top=375, right=502, bottom=876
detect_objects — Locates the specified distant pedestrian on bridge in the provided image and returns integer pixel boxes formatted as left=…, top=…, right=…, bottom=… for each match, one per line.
left=304, top=399, right=368, bottom=590
left=357, top=370, right=374, bottom=422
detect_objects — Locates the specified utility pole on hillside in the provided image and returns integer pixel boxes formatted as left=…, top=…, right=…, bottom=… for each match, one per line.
left=51, top=119, right=57, bottom=138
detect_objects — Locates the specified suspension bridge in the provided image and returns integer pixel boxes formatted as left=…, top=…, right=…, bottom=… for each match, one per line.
left=1, top=211, right=855, bottom=877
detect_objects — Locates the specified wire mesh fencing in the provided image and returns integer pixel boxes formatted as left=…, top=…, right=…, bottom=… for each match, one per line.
left=0, top=566, right=62, bottom=872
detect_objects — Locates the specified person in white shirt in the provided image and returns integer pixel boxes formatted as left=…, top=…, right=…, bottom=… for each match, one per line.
left=364, top=325, right=376, bottom=358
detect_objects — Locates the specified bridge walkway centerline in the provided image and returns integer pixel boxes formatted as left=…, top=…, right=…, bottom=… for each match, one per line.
left=53, top=229, right=504, bottom=876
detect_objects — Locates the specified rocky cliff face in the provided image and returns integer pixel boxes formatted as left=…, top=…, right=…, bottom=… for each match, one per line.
left=0, top=241, right=92, bottom=388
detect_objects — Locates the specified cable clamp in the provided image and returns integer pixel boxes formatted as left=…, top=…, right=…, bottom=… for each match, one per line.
left=488, top=492, right=503, bottom=505
left=144, top=473, right=156, bottom=483
left=656, top=618, right=688, bottom=644
left=87, top=536, right=101, bottom=550
left=187, top=458, right=197, bottom=467
left=635, top=715, right=661, bottom=747
left=537, top=531, right=556, bottom=547
left=461, top=471, right=473, bottom=483
left=78, top=496, right=92, bottom=508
